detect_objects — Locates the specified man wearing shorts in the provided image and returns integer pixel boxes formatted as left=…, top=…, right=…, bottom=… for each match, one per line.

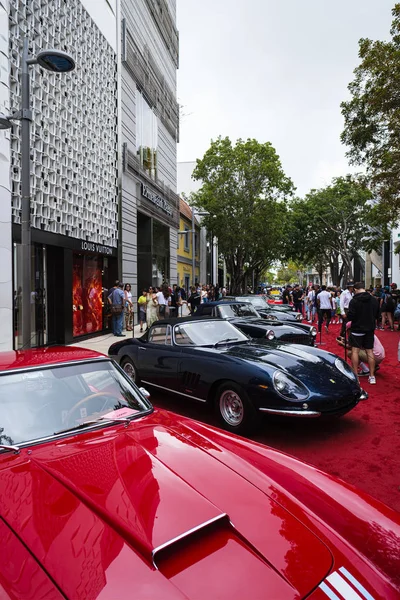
left=347, top=282, right=379, bottom=384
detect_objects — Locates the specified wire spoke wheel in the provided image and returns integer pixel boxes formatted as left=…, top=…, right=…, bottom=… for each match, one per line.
left=122, top=359, right=137, bottom=382
left=219, top=389, right=244, bottom=427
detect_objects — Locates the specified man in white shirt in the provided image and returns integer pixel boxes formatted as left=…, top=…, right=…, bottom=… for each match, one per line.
left=156, top=285, right=170, bottom=319
left=339, top=282, right=354, bottom=337
left=317, top=285, right=334, bottom=332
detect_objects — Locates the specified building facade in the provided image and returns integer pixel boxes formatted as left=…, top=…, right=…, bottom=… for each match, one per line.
left=177, top=161, right=222, bottom=286
left=0, top=0, right=179, bottom=350
left=177, top=198, right=199, bottom=292
left=1, top=0, right=119, bottom=350
left=120, top=0, right=179, bottom=302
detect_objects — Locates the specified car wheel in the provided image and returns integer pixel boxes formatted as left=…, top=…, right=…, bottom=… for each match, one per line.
left=215, top=382, right=257, bottom=435
left=121, top=358, right=140, bottom=384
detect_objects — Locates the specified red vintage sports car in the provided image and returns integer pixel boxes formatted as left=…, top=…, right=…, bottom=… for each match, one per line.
left=0, top=347, right=399, bottom=600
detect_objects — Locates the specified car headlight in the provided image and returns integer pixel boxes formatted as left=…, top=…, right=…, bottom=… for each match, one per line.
left=335, top=358, right=356, bottom=381
left=273, top=371, right=309, bottom=401
left=296, top=314, right=301, bottom=321
left=266, top=330, right=275, bottom=340
left=310, top=326, right=317, bottom=337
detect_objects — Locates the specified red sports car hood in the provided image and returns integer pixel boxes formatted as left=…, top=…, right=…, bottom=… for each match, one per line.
left=0, top=420, right=335, bottom=599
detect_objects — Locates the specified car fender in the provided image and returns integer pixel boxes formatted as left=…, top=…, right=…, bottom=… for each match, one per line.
left=108, top=338, right=140, bottom=365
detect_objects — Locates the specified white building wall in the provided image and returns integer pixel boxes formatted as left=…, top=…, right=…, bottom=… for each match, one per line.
left=80, top=0, right=118, bottom=51
left=121, top=0, right=179, bottom=301
left=0, top=0, right=13, bottom=350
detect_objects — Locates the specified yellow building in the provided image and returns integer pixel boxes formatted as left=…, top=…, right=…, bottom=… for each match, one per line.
left=177, top=198, right=200, bottom=293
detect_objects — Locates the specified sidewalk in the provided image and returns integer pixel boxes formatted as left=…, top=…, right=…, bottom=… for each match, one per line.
left=70, top=323, right=143, bottom=355
left=70, top=303, right=191, bottom=355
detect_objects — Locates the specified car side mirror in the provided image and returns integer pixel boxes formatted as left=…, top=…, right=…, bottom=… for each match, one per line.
left=139, top=387, right=150, bottom=399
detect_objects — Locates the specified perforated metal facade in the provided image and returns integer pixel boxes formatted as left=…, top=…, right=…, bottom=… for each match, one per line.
left=8, top=0, right=118, bottom=246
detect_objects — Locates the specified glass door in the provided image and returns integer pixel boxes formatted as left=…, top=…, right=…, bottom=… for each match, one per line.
left=14, top=243, right=47, bottom=349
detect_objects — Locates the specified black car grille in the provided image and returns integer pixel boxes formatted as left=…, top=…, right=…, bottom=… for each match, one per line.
left=280, top=334, right=310, bottom=346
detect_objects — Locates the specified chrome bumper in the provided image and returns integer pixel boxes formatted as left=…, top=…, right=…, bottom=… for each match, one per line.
left=259, top=407, right=321, bottom=417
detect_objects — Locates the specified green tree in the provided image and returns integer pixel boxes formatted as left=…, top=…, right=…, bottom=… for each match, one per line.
left=341, top=3, right=400, bottom=224
left=276, top=261, right=306, bottom=285
left=284, top=176, right=374, bottom=284
left=191, top=137, right=294, bottom=293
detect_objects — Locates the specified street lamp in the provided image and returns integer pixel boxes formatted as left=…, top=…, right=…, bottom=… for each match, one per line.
left=0, top=38, right=75, bottom=348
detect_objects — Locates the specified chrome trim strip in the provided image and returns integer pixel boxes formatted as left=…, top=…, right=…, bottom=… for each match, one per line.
left=259, top=407, right=321, bottom=417
left=0, top=444, right=20, bottom=453
left=152, top=513, right=228, bottom=568
left=141, top=380, right=207, bottom=402
left=0, top=357, right=110, bottom=378
left=0, top=409, right=155, bottom=453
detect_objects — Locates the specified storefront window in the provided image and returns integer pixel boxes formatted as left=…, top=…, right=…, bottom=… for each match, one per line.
left=136, top=90, right=158, bottom=179
left=72, top=254, right=104, bottom=337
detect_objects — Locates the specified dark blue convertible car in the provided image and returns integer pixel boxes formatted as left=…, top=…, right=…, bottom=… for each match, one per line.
left=109, top=317, right=367, bottom=434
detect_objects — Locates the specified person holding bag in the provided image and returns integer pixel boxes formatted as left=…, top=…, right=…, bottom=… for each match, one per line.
left=108, top=282, right=125, bottom=337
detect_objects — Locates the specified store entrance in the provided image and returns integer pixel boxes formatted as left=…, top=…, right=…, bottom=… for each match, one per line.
left=14, top=243, right=47, bottom=349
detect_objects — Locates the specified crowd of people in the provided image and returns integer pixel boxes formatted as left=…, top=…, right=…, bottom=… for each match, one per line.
left=280, top=282, right=400, bottom=333
left=277, top=281, right=400, bottom=384
left=107, top=281, right=228, bottom=336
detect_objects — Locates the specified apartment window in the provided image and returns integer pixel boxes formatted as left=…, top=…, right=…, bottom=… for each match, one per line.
left=136, top=91, right=158, bottom=179
left=184, top=226, right=190, bottom=252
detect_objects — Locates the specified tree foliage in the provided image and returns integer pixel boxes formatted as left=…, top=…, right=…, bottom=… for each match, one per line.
left=341, top=3, right=400, bottom=224
left=191, top=137, right=294, bottom=293
left=275, top=262, right=307, bottom=285
left=284, top=176, right=375, bottom=284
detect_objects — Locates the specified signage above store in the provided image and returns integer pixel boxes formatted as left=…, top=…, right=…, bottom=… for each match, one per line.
left=81, top=241, right=114, bottom=255
left=142, top=183, right=173, bottom=216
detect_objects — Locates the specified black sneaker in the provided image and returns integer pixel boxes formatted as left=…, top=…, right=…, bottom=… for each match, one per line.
left=358, top=370, right=370, bottom=377
left=115, top=333, right=126, bottom=337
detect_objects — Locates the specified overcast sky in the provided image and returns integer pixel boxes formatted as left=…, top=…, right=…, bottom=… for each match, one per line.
left=177, top=0, right=394, bottom=196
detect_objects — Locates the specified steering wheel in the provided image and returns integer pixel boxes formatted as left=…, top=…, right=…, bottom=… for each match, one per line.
left=65, top=392, right=119, bottom=427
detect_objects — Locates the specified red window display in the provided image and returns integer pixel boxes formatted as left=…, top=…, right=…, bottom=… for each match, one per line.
left=72, top=254, right=103, bottom=337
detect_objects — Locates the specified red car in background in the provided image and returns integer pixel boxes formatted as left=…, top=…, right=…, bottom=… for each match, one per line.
left=0, top=347, right=399, bottom=599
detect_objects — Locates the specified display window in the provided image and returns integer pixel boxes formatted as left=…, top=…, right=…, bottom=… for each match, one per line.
left=72, top=254, right=104, bottom=337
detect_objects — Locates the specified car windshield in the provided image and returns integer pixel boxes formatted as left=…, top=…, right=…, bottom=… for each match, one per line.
left=0, top=360, right=151, bottom=447
left=219, top=303, right=260, bottom=318
left=236, top=297, right=267, bottom=310
left=174, top=320, right=248, bottom=346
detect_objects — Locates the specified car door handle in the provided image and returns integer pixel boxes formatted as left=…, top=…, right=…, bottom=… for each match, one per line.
left=138, top=347, right=146, bottom=351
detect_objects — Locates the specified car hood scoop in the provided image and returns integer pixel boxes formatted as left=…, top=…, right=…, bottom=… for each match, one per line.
left=0, top=425, right=333, bottom=599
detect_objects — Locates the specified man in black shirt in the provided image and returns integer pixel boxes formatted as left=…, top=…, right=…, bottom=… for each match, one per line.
left=292, top=284, right=304, bottom=314
left=188, top=286, right=201, bottom=314
left=282, top=285, right=292, bottom=305
left=347, top=282, right=379, bottom=383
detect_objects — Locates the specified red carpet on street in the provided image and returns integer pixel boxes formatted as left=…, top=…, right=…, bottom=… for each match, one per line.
left=253, top=322, right=400, bottom=513
left=152, top=321, right=400, bottom=513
